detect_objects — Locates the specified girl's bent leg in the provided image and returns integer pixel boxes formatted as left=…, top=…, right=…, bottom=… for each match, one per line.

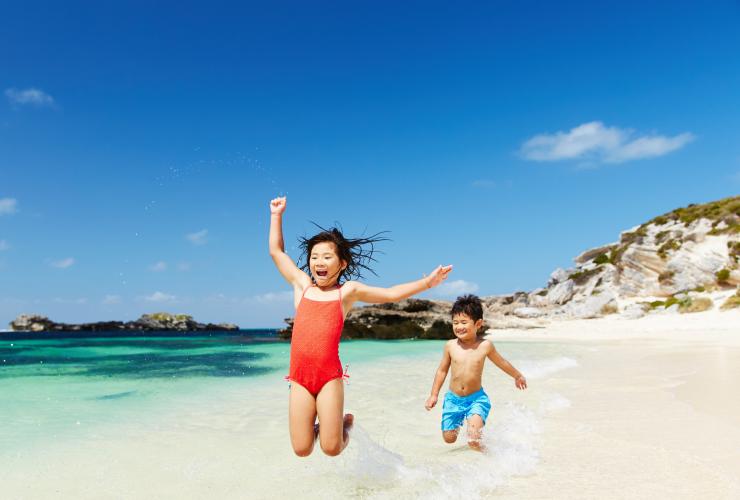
left=466, top=414, right=485, bottom=452
left=442, top=430, right=459, bottom=443
left=289, top=382, right=318, bottom=457
left=315, top=378, right=350, bottom=456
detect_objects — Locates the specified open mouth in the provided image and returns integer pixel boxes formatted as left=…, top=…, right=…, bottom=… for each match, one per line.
left=316, top=270, right=328, bottom=278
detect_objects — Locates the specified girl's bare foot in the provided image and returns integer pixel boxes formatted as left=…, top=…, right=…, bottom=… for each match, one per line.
left=342, top=413, right=354, bottom=445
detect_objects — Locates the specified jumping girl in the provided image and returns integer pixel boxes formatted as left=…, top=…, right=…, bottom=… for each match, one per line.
left=269, top=196, right=452, bottom=457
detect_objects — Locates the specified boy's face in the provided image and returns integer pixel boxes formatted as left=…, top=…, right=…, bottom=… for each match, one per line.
left=452, top=313, right=483, bottom=341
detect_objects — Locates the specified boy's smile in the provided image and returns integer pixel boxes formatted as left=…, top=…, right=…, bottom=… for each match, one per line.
left=452, top=313, right=482, bottom=342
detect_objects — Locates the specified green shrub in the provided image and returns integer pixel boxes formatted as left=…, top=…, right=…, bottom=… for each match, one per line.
left=658, top=270, right=675, bottom=284
left=721, top=295, right=740, bottom=310
left=679, top=297, right=713, bottom=313
left=593, top=253, right=610, bottom=265
left=716, top=268, right=731, bottom=284
left=568, top=267, right=602, bottom=285
left=657, top=239, right=682, bottom=260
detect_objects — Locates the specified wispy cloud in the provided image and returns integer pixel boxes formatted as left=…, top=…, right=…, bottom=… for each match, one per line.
left=5, top=88, right=55, bottom=107
left=472, top=179, right=497, bottom=189
left=520, top=121, right=694, bottom=164
left=186, top=229, right=208, bottom=245
left=253, top=291, right=294, bottom=304
left=0, top=198, right=18, bottom=215
left=52, top=297, right=88, bottom=304
left=102, top=294, right=122, bottom=305
left=0, top=240, right=9, bottom=251
left=429, top=279, right=480, bottom=299
left=143, top=291, right=177, bottom=303
left=177, top=261, right=192, bottom=272
left=49, top=257, right=75, bottom=269
left=149, top=261, right=167, bottom=272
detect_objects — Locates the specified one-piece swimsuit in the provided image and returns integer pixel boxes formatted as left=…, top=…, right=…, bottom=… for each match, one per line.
left=288, top=284, right=345, bottom=397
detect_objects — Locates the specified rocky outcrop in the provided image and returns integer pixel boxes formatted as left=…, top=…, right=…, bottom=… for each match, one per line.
left=9, top=313, right=239, bottom=332
left=278, top=196, right=740, bottom=337
left=280, top=299, right=455, bottom=340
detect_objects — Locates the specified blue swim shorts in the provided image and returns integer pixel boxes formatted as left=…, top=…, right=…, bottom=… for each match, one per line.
left=441, top=387, right=492, bottom=431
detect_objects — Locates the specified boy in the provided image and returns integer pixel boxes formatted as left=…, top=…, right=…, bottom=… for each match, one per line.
left=424, top=294, right=527, bottom=451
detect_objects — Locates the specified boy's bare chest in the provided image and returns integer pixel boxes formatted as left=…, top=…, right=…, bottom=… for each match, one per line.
left=449, top=346, right=486, bottom=370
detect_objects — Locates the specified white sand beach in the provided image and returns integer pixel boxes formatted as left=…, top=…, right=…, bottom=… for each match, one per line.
left=1, top=310, right=739, bottom=499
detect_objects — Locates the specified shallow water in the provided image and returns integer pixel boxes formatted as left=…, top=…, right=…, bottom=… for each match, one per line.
left=0, top=332, right=583, bottom=498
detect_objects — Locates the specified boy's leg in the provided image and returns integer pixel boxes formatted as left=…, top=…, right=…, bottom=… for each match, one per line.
left=315, top=378, right=352, bottom=457
left=442, top=429, right=459, bottom=443
left=466, top=414, right=485, bottom=451
left=288, top=382, right=318, bottom=457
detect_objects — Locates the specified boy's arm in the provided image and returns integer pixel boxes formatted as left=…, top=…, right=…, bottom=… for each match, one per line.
left=345, top=265, right=453, bottom=305
left=425, top=343, right=452, bottom=410
left=486, top=342, right=527, bottom=390
left=268, top=197, right=311, bottom=289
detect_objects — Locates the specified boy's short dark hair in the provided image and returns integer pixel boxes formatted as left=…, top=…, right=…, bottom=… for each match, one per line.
left=451, top=294, right=483, bottom=322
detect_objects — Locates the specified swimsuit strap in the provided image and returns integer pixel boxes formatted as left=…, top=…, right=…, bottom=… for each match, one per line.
left=337, top=283, right=342, bottom=301
left=300, top=285, right=313, bottom=299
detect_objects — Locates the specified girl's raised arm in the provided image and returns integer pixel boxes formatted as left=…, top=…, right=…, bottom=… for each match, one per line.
left=346, top=264, right=452, bottom=304
left=268, top=197, right=311, bottom=289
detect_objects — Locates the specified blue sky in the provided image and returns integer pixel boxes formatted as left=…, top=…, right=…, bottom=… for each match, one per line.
left=1, top=1, right=739, bottom=328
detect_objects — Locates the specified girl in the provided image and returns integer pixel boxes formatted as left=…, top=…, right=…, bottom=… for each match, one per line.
left=269, top=196, right=452, bottom=457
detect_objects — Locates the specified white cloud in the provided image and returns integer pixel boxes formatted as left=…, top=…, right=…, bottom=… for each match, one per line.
left=186, top=229, right=208, bottom=245
left=253, top=291, right=294, bottom=304
left=5, top=88, right=55, bottom=107
left=143, top=291, right=177, bottom=302
left=102, top=295, right=122, bottom=305
left=49, top=257, right=75, bottom=269
left=0, top=240, right=9, bottom=251
left=177, top=261, right=192, bottom=271
left=520, top=121, right=694, bottom=164
left=429, top=280, right=480, bottom=299
left=0, top=198, right=18, bottom=215
left=52, top=297, right=88, bottom=304
left=472, top=179, right=496, bottom=189
left=149, top=261, right=167, bottom=272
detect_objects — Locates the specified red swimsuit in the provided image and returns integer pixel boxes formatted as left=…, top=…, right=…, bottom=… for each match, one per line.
left=288, top=285, right=345, bottom=396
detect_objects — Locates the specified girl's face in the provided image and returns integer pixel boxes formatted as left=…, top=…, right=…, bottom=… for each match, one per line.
left=309, top=241, right=347, bottom=287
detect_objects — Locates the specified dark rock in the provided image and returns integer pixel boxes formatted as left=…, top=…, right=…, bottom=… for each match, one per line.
left=8, top=312, right=239, bottom=332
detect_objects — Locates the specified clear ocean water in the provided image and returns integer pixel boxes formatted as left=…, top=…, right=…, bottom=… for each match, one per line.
left=0, top=330, right=583, bottom=498
left=0, top=330, right=445, bottom=454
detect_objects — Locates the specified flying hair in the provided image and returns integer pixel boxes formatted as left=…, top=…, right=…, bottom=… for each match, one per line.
left=298, top=223, right=390, bottom=283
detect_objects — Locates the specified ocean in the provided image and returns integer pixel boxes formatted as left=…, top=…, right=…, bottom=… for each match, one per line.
left=0, top=330, right=582, bottom=498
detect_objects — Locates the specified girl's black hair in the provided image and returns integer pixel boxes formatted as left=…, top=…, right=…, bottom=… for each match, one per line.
left=298, top=223, right=389, bottom=284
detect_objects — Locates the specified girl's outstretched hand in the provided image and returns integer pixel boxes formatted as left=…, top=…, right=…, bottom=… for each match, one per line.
left=270, top=196, right=287, bottom=215
left=425, top=265, right=453, bottom=289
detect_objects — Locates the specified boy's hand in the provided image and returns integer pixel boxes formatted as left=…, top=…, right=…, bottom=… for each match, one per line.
left=425, top=394, right=438, bottom=410
left=425, top=265, right=453, bottom=289
left=270, top=197, right=287, bottom=215
left=515, top=375, right=527, bottom=390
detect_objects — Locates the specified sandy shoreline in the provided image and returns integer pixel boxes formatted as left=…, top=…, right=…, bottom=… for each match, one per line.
left=491, top=309, right=740, bottom=345
left=492, top=309, right=740, bottom=498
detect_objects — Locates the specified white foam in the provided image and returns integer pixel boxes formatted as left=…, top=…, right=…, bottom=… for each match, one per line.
left=539, top=393, right=572, bottom=413
left=328, top=401, right=543, bottom=498
left=516, top=356, right=579, bottom=379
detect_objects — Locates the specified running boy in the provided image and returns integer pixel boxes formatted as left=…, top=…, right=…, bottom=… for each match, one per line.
left=424, top=294, right=527, bottom=451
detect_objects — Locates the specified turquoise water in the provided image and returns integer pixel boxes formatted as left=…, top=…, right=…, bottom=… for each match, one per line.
left=0, top=331, right=446, bottom=454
